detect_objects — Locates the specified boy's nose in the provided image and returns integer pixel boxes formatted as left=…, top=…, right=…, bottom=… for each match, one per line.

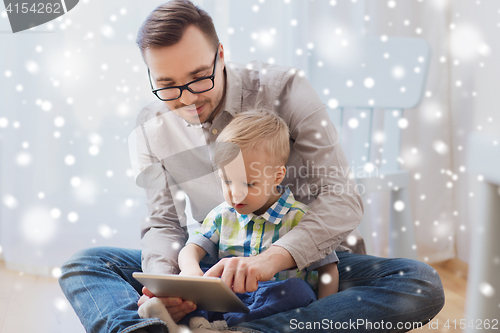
left=230, top=186, right=247, bottom=202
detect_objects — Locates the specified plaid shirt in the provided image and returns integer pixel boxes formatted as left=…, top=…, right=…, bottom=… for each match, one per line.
left=188, top=186, right=339, bottom=290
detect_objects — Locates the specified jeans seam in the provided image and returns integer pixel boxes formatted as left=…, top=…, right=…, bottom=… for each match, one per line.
left=79, top=273, right=104, bottom=320
left=106, top=263, right=141, bottom=271
left=231, top=327, right=263, bottom=333
left=119, top=319, right=167, bottom=333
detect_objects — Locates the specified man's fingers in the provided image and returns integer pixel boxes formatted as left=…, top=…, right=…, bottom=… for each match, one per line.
left=220, top=265, right=237, bottom=290
left=245, top=267, right=259, bottom=292
left=232, top=266, right=247, bottom=293
left=204, top=261, right=224, bottom=277
left=205, top=259, right=236, bottom=289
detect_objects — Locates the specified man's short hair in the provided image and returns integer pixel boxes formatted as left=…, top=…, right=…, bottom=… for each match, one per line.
left=136, top=0, right=219, bottom=54
left=215, top=110, right=291, bottom=167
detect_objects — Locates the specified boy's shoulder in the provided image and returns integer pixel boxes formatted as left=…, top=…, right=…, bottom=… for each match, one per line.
left=206, top=201, right=237, bottom=221
left=287, top=199, right=310, bottom=215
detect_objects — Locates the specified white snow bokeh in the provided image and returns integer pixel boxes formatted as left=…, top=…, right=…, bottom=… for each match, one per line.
left=50, top=208, right=61, bottom=219
left=450, top=24, right=488, bottom=61
left=393, top=201, right=405, bottom=212
left=98, top=225, right=115, bottom=239
left=64, top=155, right=76, bottom=165
left=25, top=60, right=40, bottom=74
left=51, top=267, right=62, bottom=278
left=67, top=212, right=79, bottom=223
left=72, top=178, right=98, bottom=204
left=3, top=194, right=18, bottom=209
left=328, top=98, right=339, bottom=109
left=21, top=207, right=57, bottom=244
left=348, top=118, right=359, bottom=129
left=54, top=297, right=70, bottom=312
left=391, top=66, right=405, bottom=79
left=0, top=117, right=8, bottom=128
left=364, top=77, right=375, bottom=89
left=347, top=235, right=357, bottom=246
left=320, top=273, right=332, bottom=284
left=16, top=152, right=32, bottom=167
left=433, top=140, right=449, bottom=155
left=54, top=117, right=65, bottom=127
left=100, top=25, right=115, bottom=38
left=479, top=282, right=495, bottom=298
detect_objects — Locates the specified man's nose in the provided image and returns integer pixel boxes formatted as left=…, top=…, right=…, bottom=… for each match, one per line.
left=179, top=89, right=198, bottom=106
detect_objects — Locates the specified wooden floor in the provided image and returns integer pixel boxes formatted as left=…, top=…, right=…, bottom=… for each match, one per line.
left=420, top=260, right=468, bottom=333
left=0, top=260, right=467, bottom=333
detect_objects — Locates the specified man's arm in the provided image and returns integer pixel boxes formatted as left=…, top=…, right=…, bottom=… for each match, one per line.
left=133, top=104, right=189, bottom=274
left=272, top=70, right=364, bottom=270
left=140, top=167, right=189, bottom=274
left=133, top=106, right=198, bottom=323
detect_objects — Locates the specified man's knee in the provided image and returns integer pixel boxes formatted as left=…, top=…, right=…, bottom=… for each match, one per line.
left=60, top=246, right=118, bottom=277
left=401, top=259, right=445, bottom=316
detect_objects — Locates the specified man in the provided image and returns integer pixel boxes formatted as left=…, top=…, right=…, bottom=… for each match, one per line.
left=59, top=1, right=445, bottom=333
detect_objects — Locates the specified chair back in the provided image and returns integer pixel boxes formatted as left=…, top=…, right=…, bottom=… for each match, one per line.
left=309, top=37, right=431, bottom=174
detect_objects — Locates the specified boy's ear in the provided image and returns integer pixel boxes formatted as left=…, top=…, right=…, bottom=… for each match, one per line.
left=274, top=165, right=286, bottom=185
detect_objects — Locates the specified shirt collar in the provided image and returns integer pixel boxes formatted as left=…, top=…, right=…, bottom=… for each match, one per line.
left=220, top=63, right=243, bottom=117
left=235, top=186, right=295, bottom=227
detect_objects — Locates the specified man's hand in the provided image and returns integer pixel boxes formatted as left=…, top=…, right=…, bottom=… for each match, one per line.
left=138, top=286, right=196, bottom=323
left=204, top=245, right=295, bottom=293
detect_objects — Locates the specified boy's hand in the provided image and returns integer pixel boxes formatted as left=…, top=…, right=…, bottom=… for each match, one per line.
left=138, top=286, right=196, bottom=323
left=204, top=245, right=295, bottom=293
left=317, top=262, right=339, bottom=299
left=179, top=266, right=204, bottom=277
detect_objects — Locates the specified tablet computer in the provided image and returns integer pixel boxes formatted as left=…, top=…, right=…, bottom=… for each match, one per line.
left=133, top=272, right=250, bottom=313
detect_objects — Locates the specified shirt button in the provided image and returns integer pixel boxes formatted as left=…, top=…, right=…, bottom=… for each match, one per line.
left=252, top=250, right=257, bottom=255
left=212, top=128, right=218, bottom=135
left=255, top=224, right=261, bottom=230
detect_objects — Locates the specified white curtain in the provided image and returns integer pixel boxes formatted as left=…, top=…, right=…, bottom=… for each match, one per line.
left=1, top=0, right=492, bottom=276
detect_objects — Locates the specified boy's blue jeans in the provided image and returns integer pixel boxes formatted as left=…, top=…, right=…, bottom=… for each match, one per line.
left=59, top=248, right=445, bottom=333
left=179, top=276, right=317, bottom=327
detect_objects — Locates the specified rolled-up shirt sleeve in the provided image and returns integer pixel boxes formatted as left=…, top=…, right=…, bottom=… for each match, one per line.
left=305, top=251, right=339, bottom=272
left=186, top=209, right=221, bottom=262
left=273, top=71, right=364, bottom=270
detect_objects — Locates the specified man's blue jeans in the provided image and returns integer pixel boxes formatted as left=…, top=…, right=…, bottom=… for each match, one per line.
left=59, top=248, right=445, bottom=333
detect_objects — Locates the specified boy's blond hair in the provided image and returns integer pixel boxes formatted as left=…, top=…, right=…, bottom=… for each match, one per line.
left=215, top=110, right=290, bottom=167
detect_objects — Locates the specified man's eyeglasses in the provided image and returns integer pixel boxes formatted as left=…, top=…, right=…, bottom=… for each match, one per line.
left=148, top=48, right=219, bottom=102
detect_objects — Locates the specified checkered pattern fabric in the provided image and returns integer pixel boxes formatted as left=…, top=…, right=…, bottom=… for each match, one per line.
left=190, top=186, right=320, bottom=289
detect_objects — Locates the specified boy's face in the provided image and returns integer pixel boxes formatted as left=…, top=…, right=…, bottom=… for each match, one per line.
left=218, top=149, right=285, bottom=216
left=144, top=25, right=226, bottom=125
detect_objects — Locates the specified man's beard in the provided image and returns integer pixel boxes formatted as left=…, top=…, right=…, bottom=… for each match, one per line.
left=172, top=102, right=213, bottom=125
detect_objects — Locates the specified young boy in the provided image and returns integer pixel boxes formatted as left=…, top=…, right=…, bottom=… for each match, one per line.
left=180, top=110, right=339, bottom=322
left=139, top=110, right=339, bottom=331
